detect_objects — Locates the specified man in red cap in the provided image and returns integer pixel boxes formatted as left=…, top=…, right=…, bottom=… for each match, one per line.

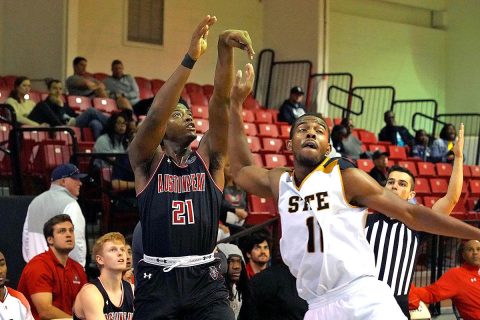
left=22, top=163, right=88, bottom=266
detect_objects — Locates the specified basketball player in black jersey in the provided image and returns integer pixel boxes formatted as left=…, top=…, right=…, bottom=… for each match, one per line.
left=128, top=15, right=254, bottom=319
left=73, top=232, right=134, bottom=320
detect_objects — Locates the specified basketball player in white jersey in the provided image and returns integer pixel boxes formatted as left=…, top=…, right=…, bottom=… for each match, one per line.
left=227, top=64, right=480, bottom=320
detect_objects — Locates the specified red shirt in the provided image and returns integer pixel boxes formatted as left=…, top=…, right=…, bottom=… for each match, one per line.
left=17, top=248, right=87, bottom=320
left=410, top=264, right=480, bottom=320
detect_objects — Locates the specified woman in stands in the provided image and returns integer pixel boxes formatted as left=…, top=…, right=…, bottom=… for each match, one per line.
left=6, top=76, right=49, bottom=126
left=431, top=123, right=459, bottom=163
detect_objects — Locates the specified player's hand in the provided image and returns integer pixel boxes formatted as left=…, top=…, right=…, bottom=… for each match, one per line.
left=452, top=123, right=464, bottom=158
left=231, top=63, right=255, bottom=105
left=235, top=208, right=248, bottom=220
left=123, top=268, right=134, bottom=282
left=188, top=15, right=217, bottom=60
left=220, top=30, right=255, bottom=59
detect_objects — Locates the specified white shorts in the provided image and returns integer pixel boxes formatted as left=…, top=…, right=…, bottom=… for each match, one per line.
left=304, top=276, right=407, bottom=320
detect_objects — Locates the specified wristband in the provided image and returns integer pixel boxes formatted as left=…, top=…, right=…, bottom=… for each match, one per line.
left=181, top=53, right=196, bottom=69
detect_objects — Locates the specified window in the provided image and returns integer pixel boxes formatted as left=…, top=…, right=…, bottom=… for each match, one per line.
left=127, top=0, right=164, bottom=46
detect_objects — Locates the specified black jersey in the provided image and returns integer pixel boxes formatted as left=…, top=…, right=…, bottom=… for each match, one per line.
left=73, top=278, right=134, bottom=320
left=137, top=151, right=223, bottom=257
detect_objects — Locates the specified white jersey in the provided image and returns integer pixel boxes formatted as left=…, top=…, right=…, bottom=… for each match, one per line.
left=278, top=157, right=377, bottom=303
left=0, top=287, right=34, bottom=320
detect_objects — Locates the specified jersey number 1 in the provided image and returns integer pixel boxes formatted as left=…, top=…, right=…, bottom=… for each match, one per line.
left=306, top=216, right=324, bottom=252
left=172, top=200, right=195, bottom=225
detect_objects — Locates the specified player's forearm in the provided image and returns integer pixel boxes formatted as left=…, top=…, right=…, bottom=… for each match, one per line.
left=38, top=305, right=72, bottom=319
left=228, top=102, right=254, bottom=174
left=447, top=153, right=463, bottom=202
left=210, top=35, right=235, bottom=104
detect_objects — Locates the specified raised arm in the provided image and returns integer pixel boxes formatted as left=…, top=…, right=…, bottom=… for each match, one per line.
left=128, top=15, right=216, bottom=171
left=228, top=64, right=281, bottom=198
left=432, top=123, right=464, bottom=214
left=201, top=30, right=255, bottom=169
left=343, top=168, right=480, bottom=240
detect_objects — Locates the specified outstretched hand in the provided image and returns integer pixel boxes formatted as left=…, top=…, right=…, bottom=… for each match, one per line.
left=220, top=30, right=255, bottom=60
left=452, top=122, right=464, bottom=158
left=231, top=63, right=255, bottom=105
left=188, top=15, right=217, bottom=60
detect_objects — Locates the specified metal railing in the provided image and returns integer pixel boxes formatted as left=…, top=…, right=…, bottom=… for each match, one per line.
left=310, top=72, right=353, bottom=118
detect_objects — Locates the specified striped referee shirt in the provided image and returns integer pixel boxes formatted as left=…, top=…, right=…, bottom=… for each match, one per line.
left=365, top=212, right=423, bottom=297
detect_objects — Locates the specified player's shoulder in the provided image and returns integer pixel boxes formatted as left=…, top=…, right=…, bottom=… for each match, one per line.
left=325, top=157, right=356, bottom=170
left=78, top=283, right=103, bottom=300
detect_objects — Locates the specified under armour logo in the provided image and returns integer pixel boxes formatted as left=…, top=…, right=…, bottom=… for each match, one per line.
left=144, top=273, right=152, bottom=279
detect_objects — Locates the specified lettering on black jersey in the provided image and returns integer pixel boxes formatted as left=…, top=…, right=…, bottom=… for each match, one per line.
left=288, top=192, right=329, bottom=213
left=157, top=173, right=206, bottom=193
left=105, top=312, right=133, bottom=320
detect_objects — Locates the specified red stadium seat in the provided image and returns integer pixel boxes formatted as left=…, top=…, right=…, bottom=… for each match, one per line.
left=333, top=118, right=342, bottom=126
left=189, top=91, right=208, bottom=106
left=452, top=198, right=467, bottom=214
left=388, top=145, right=407, bottom=160
left=252, top=153, right=264, bottom=166
left=67, top=95, right=92, bottom=112
left=357, top=159, right=374, bottom=173
left=466, top=198, right=479, bottom=212
left=254, top=109, right=273, bottom=123
left=278, top=124, right=291, bottom=139
left=1, top=75, right=16, bottom=90
left=435, top=163, right=453, bottom=177
left=248, top=194, right=277, bottom=213
left=151, top=79, right=165, bottom=95
left=93, top=98, right=117, bottom=113
left=81, top=127, right=95, bottom=142
left=0, top=88, right=9, bottom=103
left=242, top=109, right=255, bottom=123
left=246, top=136, right=261, bottom=152
left=245, top=212, right=276, bottom=225
left=93, top=72, right=108, bottom=82
left=430, top=178, right=448, bottom=194
left=191, top=105, right=208, bottom=119
left=368, top=144, right=387, bottom=153
left=397, top=161, right=418, bottom=176
left=243, top=94, right=261, bottom=110
left=0, top=123, right=10, bottom=143
left=135, top=77, right=152, bottom=91
left=31, top=143, right=72, bottom=187
left=258, top=124, right=279, bottom=138
left=358, top=131, right=378, bottom=144
left=202, top=84, right=214, bottom=99
left=417, top=162, right=436, bottom=177
left=415, top=196, right=423, bottom=206
left=185, top=82, right=204, bottom=94
left=324, top=117, right=333, bottom=129
left=139, top=87, right=154, bottom=100
left=262, top=138, right=283, bottom=153
left=243, top=122, right=258, bottom=136
left=463, top=165, right=472, bottom=179
left=194, top=119, right=209, bottom=133
left=55, top=128, right=81, bottom=145
left=469, top=179, right=480, bottom=196
left=414, top=178, right=431, bottom=195
left=469, top=165, right=480, bottom=178
left=423, top=196, right=439, bottom=208
left=264, top=154, right=287, bottom=168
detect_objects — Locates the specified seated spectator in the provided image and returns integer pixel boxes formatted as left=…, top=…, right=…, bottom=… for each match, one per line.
left=369, top=150, right=389, bottom=186
left=251, top=257, right=308, bottom=320
left=277, top=86, right=306, bottom=125
left=409, top=239, right=480, bottom=320
left=340, top=118, right=363, bottom=159
left=66, top=56, right=107, bottom=98
left=222, top=161, right=248, bottom=233
left=0, top=250, right=34, bottom=320
left=430, top=123, right=458, bottom=163
left=240, top=229, right=271, bottom=279
left=6, top=76, right=49, bottom=126
left=103, top=59, right=139, bottom=111
left=330, top=124, right=347, bottom=156
left=123, top=234, right=134, bottom=285
left=379, top=111, right=414, bottom=146
left=410, top=129, right=431, bottom=161
left=18, top=214, right=87, bottom=319
left=217, top=243, right=256, bottom=320
left=72, top=232, right=134, bottom=320
left=32, top=79, right=108, bottom=139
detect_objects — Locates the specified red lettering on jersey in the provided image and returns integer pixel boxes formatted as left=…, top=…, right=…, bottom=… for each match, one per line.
left=191, top=174, right=197, bottom=191
left=197, top=173, right=205, bottom=191
left=157, top=174, right=163, bottom=193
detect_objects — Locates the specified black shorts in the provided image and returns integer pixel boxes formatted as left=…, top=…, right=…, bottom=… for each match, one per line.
left=133, top=259, right=234, bottom=320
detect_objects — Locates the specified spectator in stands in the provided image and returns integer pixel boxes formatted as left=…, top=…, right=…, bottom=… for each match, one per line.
left=123, top=234, right=134, bottom=285
left=379, top=111, right=414, bottom=146
left=18, top=214, right=87, bottom=320
left=277, top=86, right=306, bottom=125
left=22, top=163, right=87, bottom=267
left=0, top=250, right=34, bottom=320
left=93, top=111, right=132, bottom=167
left=340, top=118, right=363, bottom=159
left=32, top=79, right=108, bottom=139
left=66, top=56, right=108, bottom=98
left=251, top=257, right=308, bottom=320
left=103, top=59, right=139, bottom=111
left=72, top=232, right=134, bottom=320
left=430, top=123, right=458, bottom=163
left=217, top=243, right=256, bottom=319
left=369, top=150, right=389, bottom=186
left=409, top=239, right=480, bottom=320
left=6, top=76, right=49, bottom=126
left=222, top=160, right=249, bottom=233
left=241, top=229, right=271, bottom=279
left=330, top=124, right=347, bottom=156
left=410, top=129, right=431, bottom=161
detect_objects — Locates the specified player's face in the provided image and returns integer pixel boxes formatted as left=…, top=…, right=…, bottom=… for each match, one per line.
left=48, top=221, right=75, bottom=252
left=125, top=244, right=132, bottom=269
left=385, top=171, right=415, bottom=201
left=288, top=116, right=330, bottom=168
left=165, top=104, right=196, bottom=144
left=98, top=240, right=126, bottom=271
left=227, top=256, right=242, bottom=283
left=248, top=240, right=270, bottom=265
left=462, top=240, right=480, bottom=267
left=0, top=252, right=7, bottom=288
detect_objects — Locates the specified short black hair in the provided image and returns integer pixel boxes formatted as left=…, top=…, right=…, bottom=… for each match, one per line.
left=111, top=59, right=123, bottom=68
left=43, top=214, right=73, bottom=241
left=289, top=113, right=330, bottom=140
left=242, top=229, right=272, bottom=254
left=73, top=56, right=87, bottom=66
left=439, top=123, right=455, bottom=141
left=388, top=165, right=415, bottom=190
left=47, top=79, right=62, bottom=90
